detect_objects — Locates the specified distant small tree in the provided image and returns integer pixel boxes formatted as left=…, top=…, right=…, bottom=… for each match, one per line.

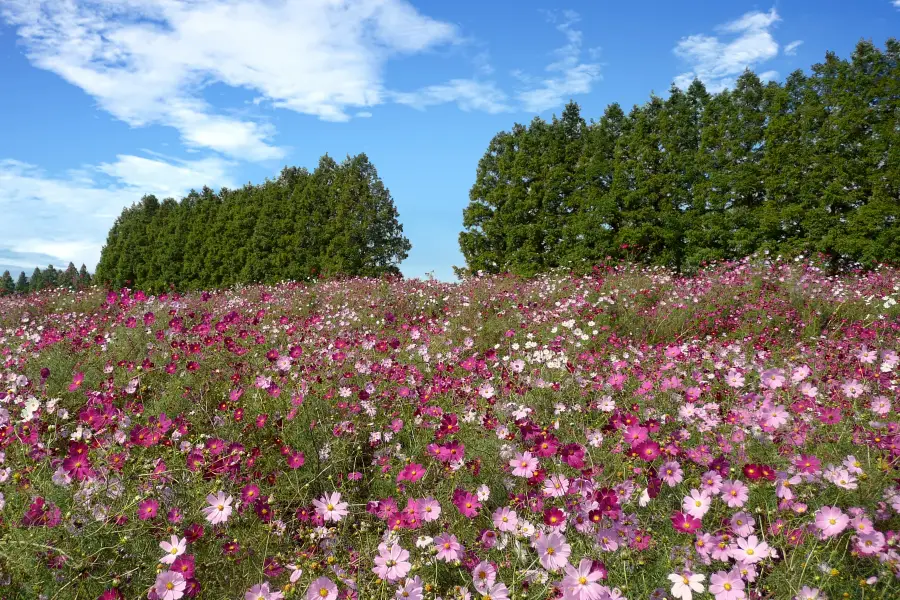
left=0, top=271, right=14, bottom=295
left=30, top=267, right=44, bottom=292
left=78, top=264, right=92, bottom=287
left=15, top=271, right=28, bottom=293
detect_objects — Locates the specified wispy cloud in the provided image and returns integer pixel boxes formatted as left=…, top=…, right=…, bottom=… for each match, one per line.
left=392, top=79, right=511, bottom=114
left=0, top=155, right=235, bottom=271
left=1, top=0, right=458, bottom=161
left=395, top=10, right=601, bottom=115
left=673, top=8, right=782, bottom=92
left=784, top=40, right=803, bottom=56
left=516, top=10, right=602, bottom=112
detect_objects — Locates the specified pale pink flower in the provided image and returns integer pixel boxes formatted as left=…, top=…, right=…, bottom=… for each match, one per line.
left=709, top=569, right=745, bottom=600
left=159, top=534, right=186, bottom=565
left=201, top=491, right=233, bottom=525
left=729, top=535, right=770, bottom=564
left=306, top=577, right=337, bottom=600
left=434, top=533, right=462, bottom=562
left=313, top=492, right=349, bottom=522
left=154, top=571, right=186, bottom=600
left=814, top=506, right=848, bottom=538
left=510, top=451, right=538, bottom=478
left=535, top=531, right=571, bottom=571
left=561, top=558, right=605, bottom=600
left=492, top=507, right=518, bottom=532
left=372, top=542, right=411, bottom=582
left=682, top=489, right=711, bottom=519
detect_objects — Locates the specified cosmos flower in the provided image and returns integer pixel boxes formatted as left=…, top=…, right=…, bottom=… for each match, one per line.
left=667, top=571, right=705, bottom=600
left=201, top=492, right=234, bottom=526
left=313, top=492, right=349, bottom=522
left=159, top=535, right=187, bottom=565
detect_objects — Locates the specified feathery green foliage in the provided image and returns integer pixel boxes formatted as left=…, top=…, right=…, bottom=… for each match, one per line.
left=459, top=39, right=900, bottom=275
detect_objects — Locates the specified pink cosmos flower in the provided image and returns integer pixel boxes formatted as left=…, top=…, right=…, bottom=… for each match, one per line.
left=434, top=532, right=462, bottom=562
left=397, top=463, right=425, bottom=483
left=418, top=497, right=441, bottom=522
left=492, top=507, right=518, bottom=532
left=154, top=571, right=186, bottom=600
left=709, top=569, right=745, bottom=600
left=246, top=583, right=282, bottom=600
left=201, top=492, right=234, bottom=525
left=561, top=558, right=605, bottom=600
left=671, top=511, right=703, bottom=534
left=535, top=531, right=571, bottom=571
left=814, top=506, right=848, bottom=538
left=159, top=535, right=187, bottom=565
left=510, top=451, right=539, bottom=478
left=454, top=489, right=482, bottom=518
left=729, top=535, right=770, bottom=564
left=661, top=461, right=684, bottom=487
left=729, top=513, right=754, bottom=537
left=306, top=577, right=337, bottom=600
left=68, top=372, right=85, bottom=392
left=719, top=480, right=749, bottom=508
left=313, top=492, right=349, bottom=522
left=472, top=561, right=497, bottom=593
left=372, top=542, right=411, bottom=582
left=544, top=474, right=570, bottom=498
left=396, top=575, right=424, bottom=600
left=478, top=582, right=509, bottom=600
left=138, top=498, right=159, bottom=521
left=682, top=490, right=711, bottom=519
left=855, top=531, right=885, bottom=555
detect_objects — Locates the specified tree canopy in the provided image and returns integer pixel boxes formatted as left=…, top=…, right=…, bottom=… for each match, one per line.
left=459, top=39, right=900, bottom=276
left=95, top=153, right=411, bottom=291
left=0, top=263, right=93, bottom=296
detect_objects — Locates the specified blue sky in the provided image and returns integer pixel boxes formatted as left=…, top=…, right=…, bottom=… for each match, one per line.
left=1, top=1, right=898, bottom=281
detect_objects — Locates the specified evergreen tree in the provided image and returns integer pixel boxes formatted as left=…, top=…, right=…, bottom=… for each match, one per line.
left=460, top=39, right=900, bottom=274
left=15, top=271, right=28, bottom=293
left=30, top=267, right=44, bottom=292
left=78, top=265, right=92, bottom=287
left=0, top=271, right=14, bottom=295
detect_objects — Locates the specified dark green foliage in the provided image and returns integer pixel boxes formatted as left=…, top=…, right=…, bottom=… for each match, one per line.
left=96, top=153, right=411, bottom=291
left=0, top=271, right=14, bottom=295
left=15, top=271, right=28, bottom=293
left=460, top=40, right=900, bottom=275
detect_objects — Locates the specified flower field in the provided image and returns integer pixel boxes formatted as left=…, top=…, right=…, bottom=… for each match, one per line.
left=1, top=257, right=899, bottom=600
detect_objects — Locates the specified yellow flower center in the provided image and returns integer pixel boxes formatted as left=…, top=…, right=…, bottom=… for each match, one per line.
left=327, top=504, right=335, bottom=511
left=579, top=576, right=588, bottom=585
left=724, top=583, right=732, bottom=591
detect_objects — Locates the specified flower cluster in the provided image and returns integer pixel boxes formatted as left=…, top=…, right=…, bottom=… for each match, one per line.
left=0, top=256, right=898, bottom=599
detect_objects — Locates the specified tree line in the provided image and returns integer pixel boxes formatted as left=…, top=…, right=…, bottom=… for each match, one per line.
left=459, top=39, right=900, bottom=276
left=1, top=263, right=93, bottom=295
left=94, top=153, right=411, bottom=291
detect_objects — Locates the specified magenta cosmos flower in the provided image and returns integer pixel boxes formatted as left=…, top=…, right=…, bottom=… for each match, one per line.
left=306, top=577, right=337, bottom=600
left=671, top=511, right=703, bottom=534
left=397, top=463, right=426, bottom=483
left=372, top=542, right=411, bottom=582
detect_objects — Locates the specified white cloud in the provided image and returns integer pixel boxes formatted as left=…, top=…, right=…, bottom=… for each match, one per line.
left=894, top=1, right=900, bottom=8
left=784, top=40, right=803, bottom=56
left=516, top=10, right=601, bottom=112
left=0, top=154, right=235, bottom=270
left=392, top=79, right=511, bottom=114
left=1, top=0, right=458, bottom=160
left=394, top=10, right=600, bottom=115
left=673, top=8, right=782, bottom=92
